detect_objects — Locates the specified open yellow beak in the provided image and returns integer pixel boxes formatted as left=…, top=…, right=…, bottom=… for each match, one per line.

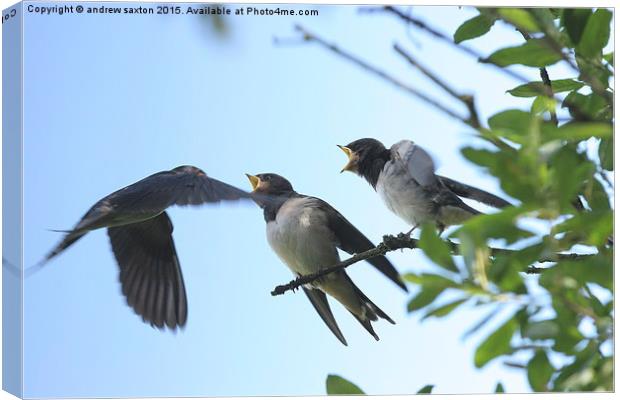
left=245, top=174, right=261, bottom=191
left=337, top=145, right=356, bottom=173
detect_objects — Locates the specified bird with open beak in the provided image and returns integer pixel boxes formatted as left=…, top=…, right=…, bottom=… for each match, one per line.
left=246, top=172, right=406, bottom=345
left=338, top=138, right=511, bottom=233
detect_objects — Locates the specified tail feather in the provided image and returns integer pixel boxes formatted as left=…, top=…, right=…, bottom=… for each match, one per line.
left=355, top=287, right=395, bottom=325
left=27, top=230, right=89, bottom=278
left=344, top=276, right=396, bottom=341
left=438, top=175, right=512, bottom=209
left=43, top=230, right=87, bottom=263
left=348, top=311, right=380, bottom=341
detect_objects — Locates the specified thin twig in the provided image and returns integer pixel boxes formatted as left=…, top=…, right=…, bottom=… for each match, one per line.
left=271, top=234, right=596, bottom=296
left=515, top=28, right=559, bottom=126
left=373, top=6, right=531, bottom=83
left=526, top=10, right=612, bottom=103
left=293, top=25, right=515, bottom=151
left=376, top=6, right=610, bottom=118
left=394, top=43, right=481, bottom=129
left=293, top=25, right=469, bottom=126
left=503, top=361, right=527, bottom=369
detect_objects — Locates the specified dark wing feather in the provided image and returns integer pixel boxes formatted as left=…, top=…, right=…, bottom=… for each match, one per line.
left=39, top=166, right=250, bottom=266
left=108, top=165, right=252, bottom=213
left=107, top=212, right=187, bottom=330
left=302, top=287, right=347, bottom=346
left=315, top=199, right=408, bottom=292
left=437, top=175, right=512, bottom=209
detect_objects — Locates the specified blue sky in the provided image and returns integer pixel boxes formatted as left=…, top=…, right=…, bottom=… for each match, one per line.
left=8, top=2, right=594, bottom=397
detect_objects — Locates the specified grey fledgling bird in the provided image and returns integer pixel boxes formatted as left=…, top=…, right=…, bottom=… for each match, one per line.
left=39, top=165, right=252, bottom=330
left=338, top=139, right=511, bottom=233
left=246, top=173, right=404, bottom=345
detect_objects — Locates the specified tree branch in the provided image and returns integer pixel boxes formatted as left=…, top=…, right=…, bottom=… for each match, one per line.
left=372, top=6, right=531, bottom=83
left=525, top=9, right=612, bottom=104
left=374, top=6, right=610, bottom=119
left=393, top=43, right=481, bottom=129
left=293, top=24, right=469, bottom=126
left=292, top=25, right=516, bottom=152
left=270, top=234, right=596, bottom=296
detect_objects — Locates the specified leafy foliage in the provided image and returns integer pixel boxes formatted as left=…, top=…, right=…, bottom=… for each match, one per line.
left=405, top=6, right=613, bottom=393
left=325, top=6, right=612, bottom=394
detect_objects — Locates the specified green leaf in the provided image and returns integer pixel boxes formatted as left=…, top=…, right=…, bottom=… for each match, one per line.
left=459, top=206, right=534, bottom=245
left=598, top=138, right=613, bottom=171
left=474, top=317, right=517, bottom=368
left=561, top=9, right=593, bottom=46
left=418, top=224, right=458, bottom=272
left=495, top=382, right=505, bottom=393
left=460, top=147, right=541, bottom=203
left=523, top=320, right=560, bottom=340
left=488, top=109, right=531, bottom=134
left=454, top=14, right=496, bottom=43
left=402, top=273, right=457, bottom=287
left=463, top=306, right=501, bottom=339
left=407, top=287, right=444, bottom=312
left=575, top=58, right=613, bottom=94
left=417, top=384, right=434, bottom=394
left=603, top=52, right=614, bottom=66
left=497, top=8, right=539, bottom=32
left=326, top=375, right=365, bottom=395
left=508, top=79, right=584, bottom=98
left=529, top=9, right=557, bottom=32
left=422, top=298, right=468, bottom=320
left=585, top=175, right=611, bottom=211
left=562, top=91, right=612, bottom=122
left=540, top=254, right=612, bottom=292
left=576, top=9, right=612, bottom=58
left=487, top=39, right=563, bottom=68
left=486, top=252, right=528, bottom=294
left=543, top=122, right=612, bottom=141
left=528, top=350, right=554, bottom=391
left=547, top=145, right=595, bottom=210
left=554, top=212, right=613, bottom=249
left=553, top=341, right=597, bottom=388
left=529, top=352, right=556, bottom=389
left=531, top=96, right=557, bottom=115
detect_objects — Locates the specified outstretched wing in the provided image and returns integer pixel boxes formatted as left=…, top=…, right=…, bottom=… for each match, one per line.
left=315, top=199, right=408, bottom=292
left=391, top=140, right=438, bottom=187
left=108, top=165, right=252, bottom=213
left=108, top=212, right=187, bottom=329
left=40, top=166, right=251, bottom=265
left=302, top=287, right=347, bottom=346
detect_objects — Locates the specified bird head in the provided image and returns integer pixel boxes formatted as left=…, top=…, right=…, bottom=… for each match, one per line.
left=337, top=138, right=387, bottom=174
left=245, top=173, right=294, bottom=195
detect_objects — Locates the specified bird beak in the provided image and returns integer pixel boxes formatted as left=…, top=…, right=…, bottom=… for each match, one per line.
left=245, top=174, right=261, bottom=191
left=337, top=145, right=357, bottom=173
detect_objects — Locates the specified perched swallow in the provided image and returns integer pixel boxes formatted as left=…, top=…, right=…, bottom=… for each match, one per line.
left=339, top=139, right=511, bottom=232
left=39, top=165, right=252, bottom=330
left=246, top=173, right=405, bottom=345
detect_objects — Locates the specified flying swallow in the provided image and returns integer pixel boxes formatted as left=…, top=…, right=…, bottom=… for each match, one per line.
left=40, top=165, right=252, bottom=330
